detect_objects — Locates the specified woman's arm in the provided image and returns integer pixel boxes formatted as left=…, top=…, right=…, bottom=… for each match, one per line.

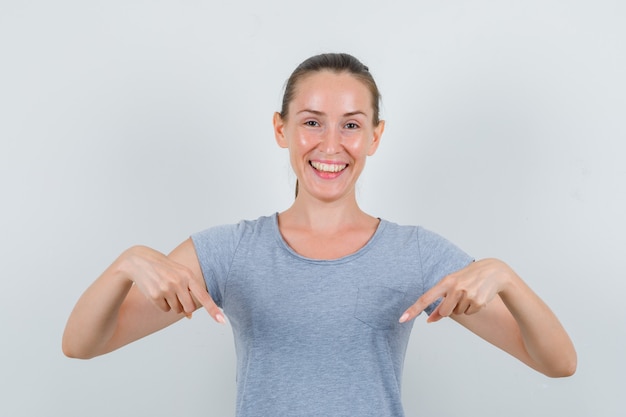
left=62, top=238, right=223, bottom=359
left=400, top=259, right=577, bottom=377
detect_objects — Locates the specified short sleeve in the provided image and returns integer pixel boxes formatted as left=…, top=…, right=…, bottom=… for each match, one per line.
left=417, top=227, right=474, bottom=315
left=191, top=223, right=243, bottom=308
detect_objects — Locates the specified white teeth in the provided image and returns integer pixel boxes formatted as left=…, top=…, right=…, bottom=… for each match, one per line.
left=311, top=161, right=347, bottom=173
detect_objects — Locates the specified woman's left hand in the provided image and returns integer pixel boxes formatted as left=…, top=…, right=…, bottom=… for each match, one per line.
left=398, top=258, right=577, bottom=377
left=399, top=259, right=511, bottom=323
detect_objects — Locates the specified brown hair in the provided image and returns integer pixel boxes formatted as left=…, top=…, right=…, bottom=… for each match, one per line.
left=280, top=53, right=382, bottom=126
left=280, top=53, right=382, bottom=198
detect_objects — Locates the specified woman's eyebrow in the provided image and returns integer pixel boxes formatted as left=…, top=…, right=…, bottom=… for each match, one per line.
left=296, top=109, right=325, bottom=116
left=296, top=109, right=368, bottom=117
left=343, top=111, right=368, bottom=118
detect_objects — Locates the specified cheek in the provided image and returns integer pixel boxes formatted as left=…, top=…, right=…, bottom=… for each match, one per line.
left=288, top=137, right=312, bottom=165
left=346, top=136, right=373, bottom=156
left=292, top=131, right=320, bottom=151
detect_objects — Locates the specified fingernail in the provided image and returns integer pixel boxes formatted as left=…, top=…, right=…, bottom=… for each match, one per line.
left=399, top=313, right=409, bottom=323
left=185, top=313, right=193, bottom=320
left=427, top=314, right=440, bottom=323
left=216, top=313, right=226, bottom=324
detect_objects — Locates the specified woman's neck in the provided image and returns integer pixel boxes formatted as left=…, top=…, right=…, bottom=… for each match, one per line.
left=279, top=192, right=374, bottom=232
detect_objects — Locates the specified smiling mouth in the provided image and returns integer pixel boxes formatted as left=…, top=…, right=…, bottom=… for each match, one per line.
left=310, top=161, right=348, bottom=173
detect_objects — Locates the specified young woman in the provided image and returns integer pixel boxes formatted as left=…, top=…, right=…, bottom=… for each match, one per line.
left=63, top=53, right=576, bottom=417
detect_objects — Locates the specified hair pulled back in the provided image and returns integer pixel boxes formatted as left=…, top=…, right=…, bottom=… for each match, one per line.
left=280, top=53, right=382, bottom=126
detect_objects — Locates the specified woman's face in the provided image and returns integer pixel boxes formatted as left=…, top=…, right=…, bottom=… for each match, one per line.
left=273, top=70, right=385, bottom=203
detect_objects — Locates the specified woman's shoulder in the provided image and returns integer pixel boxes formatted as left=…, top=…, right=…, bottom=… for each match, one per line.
left=377, top=218, right=422, bottom=236
left=191, top=213, right=277, bottom=244
left=378, top=219, right=466, bottom=253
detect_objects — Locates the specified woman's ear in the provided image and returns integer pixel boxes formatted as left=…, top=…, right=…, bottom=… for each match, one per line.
left=273, top=112, right=288, bottom=148
left=367, top=120, right=385, bottom=156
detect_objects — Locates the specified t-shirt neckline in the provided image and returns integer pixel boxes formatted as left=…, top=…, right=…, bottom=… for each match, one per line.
left=270, top=212, right=388, bottom=264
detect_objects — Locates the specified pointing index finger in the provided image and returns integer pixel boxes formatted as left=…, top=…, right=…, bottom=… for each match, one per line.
left=188, top=279, right=226, bottom=324
left=399, top=281, right=448, bottom=323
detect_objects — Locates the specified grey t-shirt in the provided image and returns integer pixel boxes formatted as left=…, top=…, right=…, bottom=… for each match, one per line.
left=191, top=213, right=472, bottom=417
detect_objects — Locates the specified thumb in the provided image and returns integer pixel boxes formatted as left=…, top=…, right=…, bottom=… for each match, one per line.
left=426, top=303, right=445, bottom=323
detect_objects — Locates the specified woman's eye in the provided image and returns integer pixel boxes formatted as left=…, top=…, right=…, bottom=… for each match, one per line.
left=304, top=120, right=319, bottom=127
left=345, top=122, right=359, bottom=129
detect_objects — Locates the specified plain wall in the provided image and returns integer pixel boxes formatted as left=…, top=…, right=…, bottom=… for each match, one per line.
left=1, top=1, right=624, bottom=416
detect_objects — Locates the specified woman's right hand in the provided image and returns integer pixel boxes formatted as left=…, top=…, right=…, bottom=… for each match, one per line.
left=120, top=245, right=224, bottom=323
left=63, top=238, right=223, bottom=359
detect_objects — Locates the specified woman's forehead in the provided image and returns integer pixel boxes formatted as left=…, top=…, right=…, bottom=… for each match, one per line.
left=290, top=71, right=373, bottom=114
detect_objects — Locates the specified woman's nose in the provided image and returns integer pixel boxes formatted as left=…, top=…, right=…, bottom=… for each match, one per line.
left=319, top=127, right=341, bottom=154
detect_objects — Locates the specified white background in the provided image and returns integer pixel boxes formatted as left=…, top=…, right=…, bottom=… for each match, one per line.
left=1, top=1, right=624, bottom=416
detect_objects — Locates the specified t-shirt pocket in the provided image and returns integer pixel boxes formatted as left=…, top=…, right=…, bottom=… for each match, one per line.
left=354, top=285, right=407, bottom=330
